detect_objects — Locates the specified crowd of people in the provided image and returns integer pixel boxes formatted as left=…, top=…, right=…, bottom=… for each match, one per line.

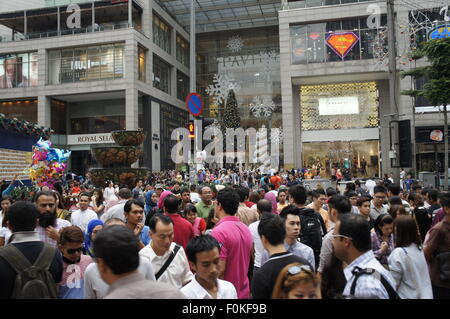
left=0, top=168, right=449, bottom=300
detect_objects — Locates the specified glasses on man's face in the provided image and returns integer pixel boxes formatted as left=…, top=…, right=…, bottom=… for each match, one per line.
left=287, top=265, right=312, bottom=277
left=331, top=234, right=353, bottom=241
left=66, top=247, right=83, bottom=254
left=374, top=195, right=386, bottom=199
left=40, top=203, right=55, bottom=208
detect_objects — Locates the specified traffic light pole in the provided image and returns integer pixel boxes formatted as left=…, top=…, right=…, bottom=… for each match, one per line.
left=189, top=0, right=197, bottom=185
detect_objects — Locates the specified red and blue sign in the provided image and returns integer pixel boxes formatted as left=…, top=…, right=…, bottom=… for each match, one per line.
left=186, top=93, right=203, bottom=117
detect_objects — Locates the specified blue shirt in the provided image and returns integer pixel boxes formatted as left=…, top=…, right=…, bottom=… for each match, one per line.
left=405, top=179, right=415, bottom=191
left=140, top=225, right=151, bottom=246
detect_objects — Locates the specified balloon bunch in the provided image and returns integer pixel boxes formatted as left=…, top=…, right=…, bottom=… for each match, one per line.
left=30, top=138, right=71, bottom=189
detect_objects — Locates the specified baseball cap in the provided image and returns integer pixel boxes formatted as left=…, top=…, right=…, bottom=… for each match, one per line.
left=155, top=184, right=164, bottom=189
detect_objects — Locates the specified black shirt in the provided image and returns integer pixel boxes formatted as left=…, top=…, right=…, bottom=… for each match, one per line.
left=0, top=242, right=63, bottom=299
left=251, top=252, right=311, bottom=299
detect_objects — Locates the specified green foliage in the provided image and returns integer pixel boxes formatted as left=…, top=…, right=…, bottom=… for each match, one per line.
left=401, top=38, right=450, bottom=107
left=9, top=185, right=40, bottom=202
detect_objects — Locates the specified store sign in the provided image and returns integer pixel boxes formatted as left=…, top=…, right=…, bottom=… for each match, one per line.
left=430, top=129, right=444, bottom=141
left=67, top=133, right=114, bottom=145
left=326, top=32, right=359, bottom=59
left=318, top=96, right=359, bottom=116
left=428, top=25, right=450, bottom=40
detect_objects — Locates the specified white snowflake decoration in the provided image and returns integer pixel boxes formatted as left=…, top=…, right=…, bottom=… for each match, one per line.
left=205, top=119, right=221, bottom=134
left=253, top=125, right=270, bottom=174
left=227, top=35, right=244, bottom=53
left=249, top=95, right=275, bottom=118
left=271, top=128, right=283, bottom=145
left=205, top=74, right=241, bottom=105
left=259, top=50, right=279, bottom=79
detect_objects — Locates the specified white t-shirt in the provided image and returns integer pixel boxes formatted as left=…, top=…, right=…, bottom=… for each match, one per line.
left=181, top=276, right=237, bottom=299
left=139, top=242, right=193, bottom=289
left=249, top=220, right=264, bottom=268
left=83, top=256, right=156, bottom=299
left=70, top=209, right=98, bottom=233
left=0, top=226, right=12, bottom=245
left=365, top=179, right=377, bottom=196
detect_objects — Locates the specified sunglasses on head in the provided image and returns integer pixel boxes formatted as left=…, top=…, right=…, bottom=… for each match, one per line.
left=287, top=265, right=312, bottom=277
left=67, top=247, right=83, bottom=254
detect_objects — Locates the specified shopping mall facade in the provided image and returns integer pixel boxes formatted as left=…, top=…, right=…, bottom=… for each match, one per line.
left=0, top=0, right=447, bottom=178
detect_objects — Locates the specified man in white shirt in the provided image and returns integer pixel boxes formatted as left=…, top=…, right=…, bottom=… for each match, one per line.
left=83, top=218, right=156, bottom=299
left=249, top=200, right=273, bottom=272
left=34, top=191, right=71, bottom=248
left=365, top=178, right=377, bottom=196
left=71, top=193, right=97, bottom=233
left=181, top=235, right=237, bottom=299
left=139, top=214, right=193, bottom=289
left=333, top=214, right=397, bottom=299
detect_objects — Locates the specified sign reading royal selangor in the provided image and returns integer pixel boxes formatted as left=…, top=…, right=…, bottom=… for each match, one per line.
left=67, top=133, right=114, bottom=145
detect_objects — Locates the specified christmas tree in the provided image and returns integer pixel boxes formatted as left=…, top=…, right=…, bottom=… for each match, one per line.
left=222, top=89, right=240, bottom=131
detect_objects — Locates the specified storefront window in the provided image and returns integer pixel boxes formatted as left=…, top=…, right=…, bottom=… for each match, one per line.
left=176, top=34, right=189, bottom=67
left=138, top=46, right=146, bottom=82
left=290, top=16, right=387, bottom=64
left=302, top=140, right=380, bottom=178
left=0, top=99, right=37, bottom=123
left=153, top=13, right=171, bottom=54
left=0, top=52, right=38, bottom=89
left=48, top=43, right=124, bottom=85
left=69, top=99, right=125, bottom=134
left=300, top=82, right=379, bottom=130
left=153, top=55, right=171, bottom=94
left=51, top=99, right=67, bottom=135
left=177, top=71, right=189, bottom=101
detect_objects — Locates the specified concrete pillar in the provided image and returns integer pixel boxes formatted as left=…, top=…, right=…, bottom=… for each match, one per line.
left=142, top=0, right=152, bottom=37
left=37, top=96, right=51, bottom=128
left=126, top=88, right=139, bottom=130
left=37, top=48, right=47, bottom=87
left=151, top=101, right=161, bottom=171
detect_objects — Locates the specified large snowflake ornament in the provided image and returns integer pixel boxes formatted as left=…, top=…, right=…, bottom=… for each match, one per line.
left=249, top=95, right=275, bottom=118
left=227, top=35, right=244, bottom=53
left=206, top=74, right=240, bottom=105
left=259, top=50, right=279, bottom=78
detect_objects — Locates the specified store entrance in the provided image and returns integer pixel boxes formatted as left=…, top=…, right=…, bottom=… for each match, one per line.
left=302, top=140, right=380, bottom=179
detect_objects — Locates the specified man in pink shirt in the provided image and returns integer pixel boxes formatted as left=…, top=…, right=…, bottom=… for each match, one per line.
left=211, top=188, right=253, bottom=299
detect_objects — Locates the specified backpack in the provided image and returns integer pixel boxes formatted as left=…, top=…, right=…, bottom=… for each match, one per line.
left=349, top=267, right=400, bottom=299
left=0, top=244, right=58, bottom=299
left=298, top=208, right=326, bottom=266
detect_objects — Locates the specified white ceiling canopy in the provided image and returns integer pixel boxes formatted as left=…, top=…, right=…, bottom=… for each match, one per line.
left=155, top=0, right=281, bottom=33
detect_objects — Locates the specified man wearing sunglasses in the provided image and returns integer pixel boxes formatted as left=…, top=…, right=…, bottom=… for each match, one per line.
left=58, top=226, right=93, bottom=299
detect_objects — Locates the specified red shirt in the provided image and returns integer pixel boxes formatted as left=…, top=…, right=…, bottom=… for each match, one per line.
left=270, top=175, right=282, bottom=189
left=244, top=201, right=254, bottom=208
left=166, top=213, right=194, bottom=249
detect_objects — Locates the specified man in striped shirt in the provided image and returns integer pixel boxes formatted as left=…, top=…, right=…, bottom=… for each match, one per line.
left=333, top=214, right=396, bottom=299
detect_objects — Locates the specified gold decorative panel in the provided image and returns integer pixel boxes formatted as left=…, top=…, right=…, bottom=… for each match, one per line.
left=300, top=82, right=379, bottom=130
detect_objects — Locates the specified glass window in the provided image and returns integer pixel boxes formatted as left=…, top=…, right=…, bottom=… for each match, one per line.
left=47, top=43, right=124, bottom=84
left=176, top=34, right=189, bottom=67
left=291, top=25, right=307, bottom=64
left=0, top=53, right=38, bottom=89
left=307, top=23, right=326, bottom=63
left=153, top=55, right=171, bottom=94
left=0, top=99, right=38, bottom=123
left=51, top=99, right=67, bottom=134
left=138, top=46, right=146, bottom=82
left=415, top=76, right=432, bottom=107
left=153, top=13, right=172, bottom=54
left=177, top=70, right=189, bottom=101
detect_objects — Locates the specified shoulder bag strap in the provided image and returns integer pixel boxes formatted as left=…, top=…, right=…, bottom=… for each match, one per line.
left=0, top=244, right=32, bottom=274
left=34, top=244, right=57, bottom=270
left=155, top=244, right=181, bottom=280
left=350, top=267, right=399, bottom=299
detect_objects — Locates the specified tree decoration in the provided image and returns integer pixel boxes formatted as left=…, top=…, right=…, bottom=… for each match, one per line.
left=259, top=50, right=279, bottom=80
left=222, top=89, right=240, bottom=130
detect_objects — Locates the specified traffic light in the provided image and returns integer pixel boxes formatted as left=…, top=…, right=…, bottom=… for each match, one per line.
left=188, top=120, right=195, bottom=139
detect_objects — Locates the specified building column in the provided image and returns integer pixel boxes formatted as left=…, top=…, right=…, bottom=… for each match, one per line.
left=279, top=16, right=296, bottom=169
left=151, top=101, right=161, bottom=172
left=143, top=1, right=152, bottom=38
left=38, top=96, right=51, bottom=128
left=126, top=88, right=139, bottom=130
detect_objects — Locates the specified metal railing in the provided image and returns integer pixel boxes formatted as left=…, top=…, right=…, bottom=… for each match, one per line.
left=282, top=0, right=377, bottom=10
left=0, top=22, right=135, bottom=42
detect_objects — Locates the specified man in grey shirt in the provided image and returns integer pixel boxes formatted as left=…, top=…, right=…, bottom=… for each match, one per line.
left=370, top=185, right=389, bottom=220
left=94, top=225, right=185, bottom=299
left=318, top=195, right=352, bottom=275
left=260, top=205, right=315, bottom=270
